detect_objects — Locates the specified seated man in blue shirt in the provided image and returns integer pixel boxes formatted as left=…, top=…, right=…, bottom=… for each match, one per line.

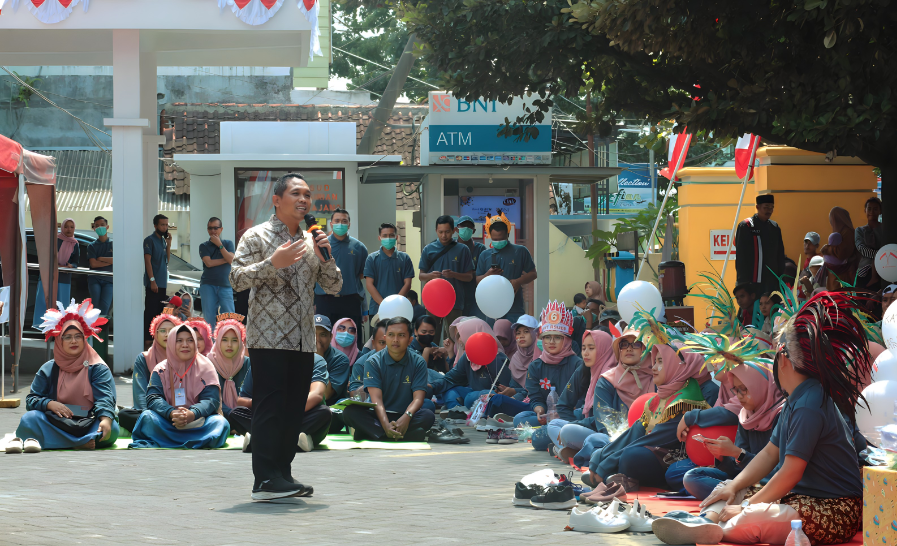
left=341, top=317, right=435, bottom=442
left=475, top=215, right=537, bottom=323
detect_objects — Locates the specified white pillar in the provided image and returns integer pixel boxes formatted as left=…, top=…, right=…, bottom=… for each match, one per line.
left=421, top=174, right=444, bottom=245
left=221, top=168, right=236, bottom=245
left=140, top=52, right=159, bottom=238
left=534, top=174, right=551, bottom=312
left=105, top=30, right=149, bottom=374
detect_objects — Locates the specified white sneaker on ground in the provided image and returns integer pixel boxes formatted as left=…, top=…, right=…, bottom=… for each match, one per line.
left=5, top=437, right=23, bottom=454
left=297, top=432, right=313, bottom=453
left=622, top=499, right=656, bottom=533
left=23, top=438, right=40, bottom=453
left=568, top=504, right=631, bottom=533
left=242, top=433, right=251, bottom=453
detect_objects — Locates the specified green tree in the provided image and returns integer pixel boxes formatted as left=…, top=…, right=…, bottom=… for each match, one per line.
left=358, top=0, right=897, bottom=239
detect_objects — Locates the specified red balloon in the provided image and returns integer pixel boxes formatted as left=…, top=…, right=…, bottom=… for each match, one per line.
left=466, top=332, right=498, bottom=367
left=421, top=278, right=456, bottom=318
left=685, top=425, right=739, bottom=467
left=627, top=393, right=655, bottom=426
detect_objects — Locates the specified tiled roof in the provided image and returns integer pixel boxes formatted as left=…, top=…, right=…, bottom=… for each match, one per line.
left=24, top=149, right=189, bottom=213
left=160, top=103, right=428, bottom=210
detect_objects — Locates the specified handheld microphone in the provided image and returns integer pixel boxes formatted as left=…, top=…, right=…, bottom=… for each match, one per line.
left=304, top=213, right=331, bottom=262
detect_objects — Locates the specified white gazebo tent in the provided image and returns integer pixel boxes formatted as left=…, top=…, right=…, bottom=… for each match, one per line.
left=0, top=1, right=317, bottom=372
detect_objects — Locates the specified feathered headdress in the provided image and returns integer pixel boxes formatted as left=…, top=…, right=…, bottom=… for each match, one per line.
left=689, top=266, right=740, bottom=336
left=539, top=300, right=573, bottom=336
left=214, top=313, right=246, bottom=344
left=629, top=308, right=682, bottom=355
left=776, top=291, right=872, bottom=421
left=679, top=330, right=773, bottom=377
left=39, top=298, right=108, bottom=342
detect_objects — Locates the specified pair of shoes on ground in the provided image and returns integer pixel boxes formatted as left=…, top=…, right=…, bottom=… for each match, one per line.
left=445, top=406, right=470, bottom=420
left=5, top=438, right=40, bottom=454
left=426, top=420, right=470, bottom=444
left=475, top=416, right=515, bottom=431
left=513, top=482, right=578, bottom=510
left=486, top=429, right=518, bottom=444
left=579, top=481, right=626, bottom=504
left=251, top=477, right=314, bottom=501
left=568, top=498, right=655, bottom=533
left=652, top=510, right=724, bottom=545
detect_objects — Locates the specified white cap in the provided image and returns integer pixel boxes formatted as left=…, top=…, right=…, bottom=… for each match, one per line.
left=512, top=315, right=540, bottom=331
left=809, top=255, right=824, bottom=267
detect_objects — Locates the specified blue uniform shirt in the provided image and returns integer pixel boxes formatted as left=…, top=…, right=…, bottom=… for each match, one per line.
left=348, top=349, right=377, bottom=393
left=419, top=240, right=473, bottom=311
left=199, top=239, right=235, bottom=287
left=461, top=241, right=487, bottom=311
left=87, top=238, right=113, bottom=273
left=475, top=243, right=536, bottom=316
left=322, top=345, right=351, bottom=405
left=315, top=234, right=368, bottom=297
left=143, top=233, right=168, bottom=288
left=364, top=248, right=415, bottom=317
left=362, top=349, right=428, bottom=414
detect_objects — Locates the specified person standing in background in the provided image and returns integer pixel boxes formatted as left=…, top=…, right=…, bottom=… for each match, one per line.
left=475, top=215, right=537, bottom=323
left=87, top=216, right=114, bottom=316
left=199, top=217, right=235, bottom=327
left=455, top=215, right=487, bottom=318
left=855, top=197, right=883, bottom=289
left=144, top=214, right=171, bottom=348
left=419, top=216, right=474, bottom=340
left=734, top=195, right=784, bottom=297
left=364, top=222, right=414, bottom=321
left=32, top=218, right=80, bottom=329
left=314, top=208, right=368, bottom=347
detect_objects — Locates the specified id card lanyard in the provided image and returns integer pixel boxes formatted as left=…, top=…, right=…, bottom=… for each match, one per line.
left=168, top=358, right=196, bottom=407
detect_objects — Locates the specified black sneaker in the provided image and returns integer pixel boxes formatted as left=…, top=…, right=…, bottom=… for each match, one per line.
left=251, top=478, right=307, bottom=501
left=529, top=484, right=577, bottom=510
left=282, top=476, right=314, bottom=497
left=513, top=482, right=546, bottom=506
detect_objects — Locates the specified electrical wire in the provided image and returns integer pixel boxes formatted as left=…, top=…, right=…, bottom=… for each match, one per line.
left=333, top=46, right=439, bottom=90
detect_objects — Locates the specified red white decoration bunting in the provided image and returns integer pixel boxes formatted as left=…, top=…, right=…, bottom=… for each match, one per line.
left=734, top=133, right=761, bottom=180
left=10, top=0, right=89, bottom=24
left=298, top=0, right=323, bottom=62
left=219, top=0, right=284, bottom=25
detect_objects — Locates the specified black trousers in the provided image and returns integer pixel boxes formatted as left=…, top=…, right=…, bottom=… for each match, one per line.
left=341, top=405, right=435, bottom=442
left=314, top=294, right=364, bottom=348
left=118, top=408, right=142, bottom=433
left=247, top=348, right=314, bottom=484
left=232, top=405, right=332, bottom=450
left=144, top=287, right=168, bottom=341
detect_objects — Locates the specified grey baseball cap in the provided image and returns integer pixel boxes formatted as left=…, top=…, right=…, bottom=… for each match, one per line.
left=804, top=232, right=820, bottom=245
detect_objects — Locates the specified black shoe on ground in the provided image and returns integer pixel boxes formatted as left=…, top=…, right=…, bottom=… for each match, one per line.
left=427, top=428, right=470, bottom=444
left=513, top=482, right=546, bottom=506
left=251, top=478, right=308, bottom=501
left=282, top=476, right=314, bottom=497
left=529, top=484, right=577, bottom=510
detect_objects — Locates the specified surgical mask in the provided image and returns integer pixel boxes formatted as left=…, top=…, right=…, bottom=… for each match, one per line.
left=332, top=223, right=349, bottom=236
left=492, top=240, right=509, bottom=250
left=381, top=237, right=397, bottom=250
left=458, top=227, right=474, bottom=241
left=417, top=334, right=435, bottom=346
left=95, top=226, right=107, bottom=237
left=335, top=332, right=355, bottom=348
left=536, top=339, right=543, bottom=351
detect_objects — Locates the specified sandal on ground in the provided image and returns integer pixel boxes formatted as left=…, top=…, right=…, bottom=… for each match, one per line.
left=23, top=438, right=41, bottom=453
left=5, top=437, right=24, bottom=454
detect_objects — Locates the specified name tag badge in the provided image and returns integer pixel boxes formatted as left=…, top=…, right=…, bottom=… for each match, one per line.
left=174, top=387, right=186, bottom=406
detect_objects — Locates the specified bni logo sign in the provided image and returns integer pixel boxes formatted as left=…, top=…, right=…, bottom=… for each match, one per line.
left=432, top=94, right=451, bottom=113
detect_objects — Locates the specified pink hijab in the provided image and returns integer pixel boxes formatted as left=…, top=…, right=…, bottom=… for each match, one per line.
left=654, top=343, right=706, bottom=400
left=582, top=330, right=617, bottom=417
left=714, top=369, right=744, bottom=414
left=450, top=316, right=471, bottom=366
left=456, top=318, right=504, bottom=371
left=493, top=319, right=518, bottom=359
left=144, top=314, right=181, bottom=377
left=602, top=329, right=655, bottom=407
left=331, top=318, right=360, bottom=366
left=730, top=364, right=783, bottom=431
left=155, top=324, right=220, bottom=408
left=54, top=320, right=106, bottom=411
left=186, top=318, right=212, bottom=356
left=208, top=321, right=246, bottom=410
left=57, top=218, right=77, bottom=266
left=509, top=324, right=540, bottom=387
left=539, top=334, right=576, bottom=365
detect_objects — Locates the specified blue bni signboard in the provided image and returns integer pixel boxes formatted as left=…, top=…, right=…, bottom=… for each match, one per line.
left=426, top=91, right=552, bottom=165
left=608, top=162, right=655, bottom=214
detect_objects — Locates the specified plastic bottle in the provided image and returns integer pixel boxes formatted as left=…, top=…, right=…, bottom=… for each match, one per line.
left=784, top=520, right=810, bottom=546
left=546, top=386, right=560, bottom=422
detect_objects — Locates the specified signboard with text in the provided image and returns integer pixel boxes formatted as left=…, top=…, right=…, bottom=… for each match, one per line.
left=608, top=162, right=654, bottom=214
left=710, top=229, right=736, bottom=261
left=428, top=91, right=552, bottom=165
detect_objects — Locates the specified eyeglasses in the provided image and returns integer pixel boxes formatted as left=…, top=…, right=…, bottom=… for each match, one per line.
left=207, top=226, right=222, bottom=231
left=542, top=335, right=564, bottom=343
left=730, top=385, right=750, bottom=397
left=619, top=340, right=645, bottom=350
left=61, top=334, right=84, bottom=342
left=337, top=326, right=357, bottom=334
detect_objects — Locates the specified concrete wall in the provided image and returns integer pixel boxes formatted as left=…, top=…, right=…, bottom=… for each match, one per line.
left=548, top=221, right=595, bottom=306
left=397, top=209, right=422, bottom=295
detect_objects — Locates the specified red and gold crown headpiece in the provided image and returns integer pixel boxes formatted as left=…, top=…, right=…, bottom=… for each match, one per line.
left=539, top=300, right=573, bottom=337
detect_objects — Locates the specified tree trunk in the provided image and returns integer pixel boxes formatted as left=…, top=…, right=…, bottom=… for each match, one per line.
left=883, top=165, right=897, bottom=245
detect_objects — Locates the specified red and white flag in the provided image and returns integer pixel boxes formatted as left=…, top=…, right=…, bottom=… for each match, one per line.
left=659, top=131, right=692, bottom=181
left=734, top=133, right=760, bottom=180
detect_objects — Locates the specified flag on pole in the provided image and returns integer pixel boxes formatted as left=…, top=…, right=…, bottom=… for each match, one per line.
left=734, top=133, right=760, bottom=180
left=659, top=132, right=692, bottom=181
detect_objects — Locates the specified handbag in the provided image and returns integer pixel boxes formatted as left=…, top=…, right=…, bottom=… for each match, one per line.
left=645, top=444, right=688, bottom=469
left=44, top=411, right=97, bottom=437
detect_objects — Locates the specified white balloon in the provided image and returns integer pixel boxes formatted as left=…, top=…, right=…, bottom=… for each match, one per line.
left=616, top=281, right=664, bottom=323
left=476, top=275, right=515, bottom=319
left=378, top=294, right=413, bottom=321
left=875, top=244, right=897, bottom=282
left=883, top=300, right=897, bottom=351
left=873, top=349, right=897, bottom=383
left=856, top=380, right=897, bottom=444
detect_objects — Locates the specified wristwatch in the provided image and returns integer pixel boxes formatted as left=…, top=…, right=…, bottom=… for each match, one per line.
left=736, top=448, right=747, bottom=465
left=405, top=411, right=413, bottom=418
left=741, top=499, right=751, bottom=509
left=218, top=245, right=224, bottom=250
left=149, top=276, right=155, bottom=282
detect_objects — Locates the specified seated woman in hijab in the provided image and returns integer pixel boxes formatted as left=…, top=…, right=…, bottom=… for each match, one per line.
left=208, top=315, right=252, bottom=437
left=185, top=316, right=213, bottom=356
left=435, top=318, right=509, bottom=410
left=120, top=305, right=182, bottom=433
left=482, top=315, right=541, bottom=419
left=17, top=300, right=118, bottom=450
left=544, top=329, right=618, bottom=466
left=680, top=362, right=784, bottom=505
left=130, top=324, right=230, bottom=449
left=582, top=342, right=711, bottom=489
left=493, top=319, right=518, bottom=361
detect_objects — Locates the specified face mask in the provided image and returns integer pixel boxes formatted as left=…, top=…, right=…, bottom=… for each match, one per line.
left=381, top=237, right=397, bottom=250
left=332, top=223, right=349, bottom=236
left=536, top=339, right=543, bottom=351
left=335, top=332, right=355, bottom=348
left=458, top=227, right=474, bottom=241
left=492, top=240, right=509, bottom=250
left=95, top=226, right=107, bottom=237
left=417, top=334, right=435, bottom=346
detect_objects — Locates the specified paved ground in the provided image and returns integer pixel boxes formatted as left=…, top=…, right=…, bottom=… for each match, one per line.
left=0, top=374, right=663, bottom=546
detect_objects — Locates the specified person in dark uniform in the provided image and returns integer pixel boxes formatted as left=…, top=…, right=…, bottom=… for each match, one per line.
left=455, top=215, right=487, bottom=317
left=734, top=195, right=785, bottom=297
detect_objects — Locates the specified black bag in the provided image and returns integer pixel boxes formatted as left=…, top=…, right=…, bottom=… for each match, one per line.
left=423, top=240, right=457, bottom=273
left=44, top=411, right=97, bottom=437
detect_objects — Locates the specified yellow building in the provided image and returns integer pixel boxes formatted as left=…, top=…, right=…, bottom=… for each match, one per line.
left=678, top=146, right=877, bottom=329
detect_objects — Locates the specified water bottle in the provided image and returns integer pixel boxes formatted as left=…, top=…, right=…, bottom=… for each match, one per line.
left=784, top=520, right=810, bottom=546
left=546, top=386, right=560, bottom=422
